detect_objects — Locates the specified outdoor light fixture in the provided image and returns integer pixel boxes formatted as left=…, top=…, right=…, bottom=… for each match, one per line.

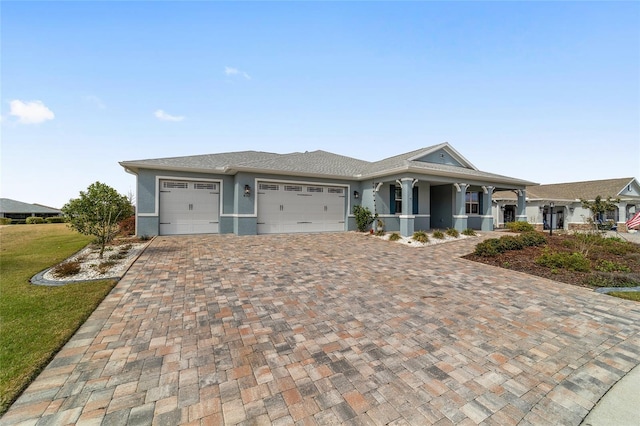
left=354, top=190, right=359, bottom=199
left=244, top=184, right=251, bottom=197
left=549, top=202, right=555, bottom=236
left=569, top=206, right=575, bottom=213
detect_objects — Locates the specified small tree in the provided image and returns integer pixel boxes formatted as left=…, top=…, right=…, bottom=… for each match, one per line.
left=62, top=182, right=134, bottom=258
left=580, top=195, right=619, bottom=231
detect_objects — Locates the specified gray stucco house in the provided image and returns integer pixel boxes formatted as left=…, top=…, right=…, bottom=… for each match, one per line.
left=120, top=143, right=536, bottom=237
left=493, top=177, right=640, bottom=232
left=0, top=198, right=62, bottom=221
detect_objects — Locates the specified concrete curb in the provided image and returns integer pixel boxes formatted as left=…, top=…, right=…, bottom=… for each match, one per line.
left=581, top=363, right=640, bottom=426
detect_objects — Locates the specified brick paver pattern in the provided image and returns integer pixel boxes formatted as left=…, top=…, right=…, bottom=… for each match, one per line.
left=2, top=233, right=640, bottom=425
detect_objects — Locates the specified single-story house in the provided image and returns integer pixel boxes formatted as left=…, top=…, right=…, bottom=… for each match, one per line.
left=493, top=177, right=640, bottom=232
left=0, top=198, right=62, bottom=220
left=119, top=143, right=536, bottom=237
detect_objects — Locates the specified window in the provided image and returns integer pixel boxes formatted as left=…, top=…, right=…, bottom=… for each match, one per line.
left=466, top=192, right=479, bottom=214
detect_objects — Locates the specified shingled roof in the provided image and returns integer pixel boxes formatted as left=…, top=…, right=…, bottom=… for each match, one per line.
left=120, top=143, right=535, bottom=186
left=494, top=178, right=638, bottom=201
left=0, top=198, right=61, bottom=214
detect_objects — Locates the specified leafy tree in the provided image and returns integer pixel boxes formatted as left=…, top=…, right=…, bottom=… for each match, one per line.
left=580, top=196, right=619, bottom=230
left=62, top=182, right=134, bottom=258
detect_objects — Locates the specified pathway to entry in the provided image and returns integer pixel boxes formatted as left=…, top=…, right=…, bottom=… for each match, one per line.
left=2, top=232, right=639, bottom=425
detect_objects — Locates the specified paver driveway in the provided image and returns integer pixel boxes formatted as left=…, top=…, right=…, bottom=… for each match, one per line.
left=3, top=232, right=640, bottom=425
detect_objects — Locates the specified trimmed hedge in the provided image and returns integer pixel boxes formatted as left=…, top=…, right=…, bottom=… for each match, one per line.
left=0, top=218, right=11, bottom=225
left=505, top=221, right=535, bottom=232
left=25, top=217, right=45, bottom=224
left=45, top=216, right=66, bottom=223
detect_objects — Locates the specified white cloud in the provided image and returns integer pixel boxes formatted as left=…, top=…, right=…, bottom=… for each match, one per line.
left=154, top=109, right=185, bottom=122
left=225, top=66, right=251, bottom=80
left=9, top=100, right=55, bottom=124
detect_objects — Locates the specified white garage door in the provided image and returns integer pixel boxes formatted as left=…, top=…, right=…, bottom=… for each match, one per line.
left=257, top=182, right=346, bottom=234
left=159, top=180, right=220, bottom=235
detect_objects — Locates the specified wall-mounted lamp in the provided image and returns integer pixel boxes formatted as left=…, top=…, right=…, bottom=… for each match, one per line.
left=569, top=206, right=575, bottom=213
left=500, top=205, right=505, bottom=211
left=244, top=184, right=251, bottom=197
left=353, top=190, right=359, bottom=199
left=539, top=205, right=544, bottom=212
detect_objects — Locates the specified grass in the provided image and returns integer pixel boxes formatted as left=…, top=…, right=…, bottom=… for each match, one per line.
left=0, top=224, right=117, bottom=415
left=608, top=292, right=640, bottom=302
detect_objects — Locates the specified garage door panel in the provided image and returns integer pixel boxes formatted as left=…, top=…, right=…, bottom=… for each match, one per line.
left=159, top=180, right=220, bottom=235
left=257, top=181, right=346, bottom=234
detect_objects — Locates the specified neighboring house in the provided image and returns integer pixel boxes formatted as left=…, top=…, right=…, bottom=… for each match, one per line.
left=493, top=177, right=640, bottom=232
left=0, top=198, right=62, bottom=220
left=119, top=143, right=536, bottom=237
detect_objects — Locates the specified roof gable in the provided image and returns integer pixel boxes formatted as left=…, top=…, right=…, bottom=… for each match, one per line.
left=494, top=177, right=640, bottom=201
left=408, top=143, right=477, bottom=170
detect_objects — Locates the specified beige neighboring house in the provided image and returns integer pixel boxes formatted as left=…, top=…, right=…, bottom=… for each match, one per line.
left=493, top=177, right=640, bottom=232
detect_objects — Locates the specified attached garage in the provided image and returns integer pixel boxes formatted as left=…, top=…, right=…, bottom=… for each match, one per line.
left=257, top=181, right=346, bottom=234
left=159, top=180, right=220, bottom=235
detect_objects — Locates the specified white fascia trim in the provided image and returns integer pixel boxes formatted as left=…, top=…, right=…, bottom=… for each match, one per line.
left=147, top=176, right=223, bottom=217
left=398, top=215, right=416, bottom=219
left=453, top=215, right=468, bottom=219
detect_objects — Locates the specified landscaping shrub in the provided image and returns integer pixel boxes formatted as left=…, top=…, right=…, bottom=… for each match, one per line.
left=474, top=238, right=505, bottom=257
left=462, top=228, right=476, bottom=236
left=96, top=260, right=117, bottom=274
left=535, top=249, right=590, bottom=272
left=518, top=231, right=547, bottom=247
left=353, top=206, right=374, bottom=232
left=388, top=233, right=401, bottom=241
left=45, top=216, right=66, bottom=224
left=432, top=230, right=445, bottom=239
left=499, top=235, right=524, bottom=251
left=412, top=231, right=428, bottom=243
left=595, top=260, right=631, bottom=273
left=505, top=221, right=535, bottom=232
left=118, top=215, right=136, bottom=236
left=596, top=237, right=634, bottom=256
left=0, top=218, right=11, bottom=225
left=51, top=261, right=81, bottom=278
left=25, top=217, right=45, bottom=224
left=586, top=272, right=640, bottom=288
left=446, top=228, right=460, bottom=238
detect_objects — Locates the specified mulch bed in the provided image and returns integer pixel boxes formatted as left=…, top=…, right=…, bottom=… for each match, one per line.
left=462, top=232, right=640, bottom=289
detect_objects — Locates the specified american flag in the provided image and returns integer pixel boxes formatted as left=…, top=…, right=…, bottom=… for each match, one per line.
left=627, top=211, right=640, bottom=229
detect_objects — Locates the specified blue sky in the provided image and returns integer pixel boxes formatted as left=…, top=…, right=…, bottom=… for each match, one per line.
left=2, top=1, right=639, bottom=208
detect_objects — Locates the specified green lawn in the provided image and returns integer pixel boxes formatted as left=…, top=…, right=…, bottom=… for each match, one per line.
left=0, top=224, right=117, bottom=415
left=608, top=291, right=640, bottom=302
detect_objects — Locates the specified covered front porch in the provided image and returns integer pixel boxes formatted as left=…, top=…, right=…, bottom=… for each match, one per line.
left=356, top=177, right=528, bottom=237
